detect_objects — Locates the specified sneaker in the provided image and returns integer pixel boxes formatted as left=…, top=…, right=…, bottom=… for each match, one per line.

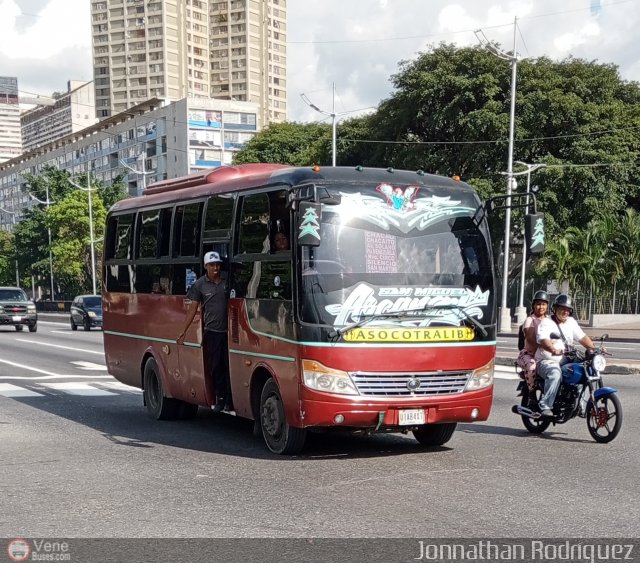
left=223, top=402, right=235, bottom=413
left=212, top=398, right=225, bottom=413
left=540, top=408, right=553, bottom=418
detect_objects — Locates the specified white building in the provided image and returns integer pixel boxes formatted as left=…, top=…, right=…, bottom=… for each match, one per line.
left=91, top=0, right=287, bottom=125
left=21, top=81, right=97, bottom=153
left=0, top=96, right=260, bottom=230
left=0, top=76, right=22, bottom=164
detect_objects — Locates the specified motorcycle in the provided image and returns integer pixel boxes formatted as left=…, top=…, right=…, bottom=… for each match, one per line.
left=512, top=333, right=622, bottom=443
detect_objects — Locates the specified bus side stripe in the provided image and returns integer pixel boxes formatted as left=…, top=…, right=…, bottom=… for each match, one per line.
left=229, top=349, right=296, bottom=362
left=103, top=330, right=202, bottom=348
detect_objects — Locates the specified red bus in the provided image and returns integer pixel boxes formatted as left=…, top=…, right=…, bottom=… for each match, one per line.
left=103, top=164, right=504, bottom=454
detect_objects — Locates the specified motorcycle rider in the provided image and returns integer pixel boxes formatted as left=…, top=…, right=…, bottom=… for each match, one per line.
left=535, top=294, right=596, bottom=417
left=516, top=290, right=549, bottom=392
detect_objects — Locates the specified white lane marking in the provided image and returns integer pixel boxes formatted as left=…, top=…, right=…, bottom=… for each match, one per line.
left=0, top=375, right=112, bottom=380
left=16, top=339, right=104, bottom=356
left=39, top=382, right=116, bottom=396
left=101, top=381, right=142, bottom=394
left=0, top=383, right=44, bottom=397
left=0, top=358, right=60, bottom=376
left=70, top=361, right=107, bottom=371
left=494, top=365, right=519, bottom=380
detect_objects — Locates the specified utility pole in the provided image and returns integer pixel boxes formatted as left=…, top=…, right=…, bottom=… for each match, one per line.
left=514, top=161, right=546, bottom=323
left=0, top=205, right=20, bottom=286
left=29, top=188, right=55, bottom=300
left=300, top=83, right=340, bottom=167
left=69, top=171, right=97, bottom=295
left=476, top=19, right=519, bottom=333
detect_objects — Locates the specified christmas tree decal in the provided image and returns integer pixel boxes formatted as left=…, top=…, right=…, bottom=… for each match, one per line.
left=298, top=206, right=321, bottom=242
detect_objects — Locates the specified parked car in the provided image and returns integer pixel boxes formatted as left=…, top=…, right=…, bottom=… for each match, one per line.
left=70, top=295, right=103, bottom=331
left=0, top=287, right=38, bottom=332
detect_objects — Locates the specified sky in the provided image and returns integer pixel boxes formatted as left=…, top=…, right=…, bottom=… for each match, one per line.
left=1, top=0, right=640, bottom=123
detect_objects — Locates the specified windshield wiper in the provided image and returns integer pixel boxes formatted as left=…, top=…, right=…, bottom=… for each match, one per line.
left=328, top=307, right=429, bottom=340
left=435, top=305, right=488, bottom=337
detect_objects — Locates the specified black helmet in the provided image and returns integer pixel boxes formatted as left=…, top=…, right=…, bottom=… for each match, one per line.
left=553, top=294, right=574, bottom=312
left=532, top=290, right=549, bottom=304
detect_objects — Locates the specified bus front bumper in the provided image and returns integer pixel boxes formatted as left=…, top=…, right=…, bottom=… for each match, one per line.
left=299, top=387, right=493, bottom=429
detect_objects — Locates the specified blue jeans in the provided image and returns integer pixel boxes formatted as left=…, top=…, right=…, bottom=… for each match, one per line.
left=537, top=358, right=567, bottom=411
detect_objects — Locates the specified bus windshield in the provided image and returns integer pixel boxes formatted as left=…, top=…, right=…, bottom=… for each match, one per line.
left=298, top=183, right=494, bottom=330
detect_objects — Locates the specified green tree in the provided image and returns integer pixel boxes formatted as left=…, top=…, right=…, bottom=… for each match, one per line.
left=13, top=166, right=127, bottom=298
left=0, top=229, right=15, bottom=285
left=233, top=122, right=332, bottom=166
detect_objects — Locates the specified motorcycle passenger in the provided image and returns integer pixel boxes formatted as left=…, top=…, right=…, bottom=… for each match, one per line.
left=535, top=294, right=596, bottom=417
left=516, top=290, right=549, bottom=391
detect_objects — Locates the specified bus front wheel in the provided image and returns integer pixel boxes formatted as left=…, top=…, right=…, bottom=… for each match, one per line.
left=143, top=358, right=178, bottom=420
left=412, top=423, right=457, bottom=447
left=259, top=378, right=306, bottom=455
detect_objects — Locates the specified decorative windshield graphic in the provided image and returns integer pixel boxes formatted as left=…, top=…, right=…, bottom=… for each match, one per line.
left=325, top=283, right=490, bottom=327
left=326, top=188, right=476, bottom=234
left=377, top=184, right=419, bottom=211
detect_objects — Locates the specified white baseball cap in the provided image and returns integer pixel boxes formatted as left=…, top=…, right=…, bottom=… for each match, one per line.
left=204, top=251, right=223, bottom=265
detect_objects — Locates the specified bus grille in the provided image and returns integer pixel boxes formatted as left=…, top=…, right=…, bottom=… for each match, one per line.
left=350, top=371, right=470, bottom=396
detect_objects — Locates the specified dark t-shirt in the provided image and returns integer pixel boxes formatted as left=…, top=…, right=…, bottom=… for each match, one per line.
left=187, top=274, right=228, bottom=333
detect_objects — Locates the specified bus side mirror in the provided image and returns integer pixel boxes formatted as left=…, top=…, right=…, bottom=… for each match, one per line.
left=297, top=202, right=322, bottom=247
left=525, top=212, right=545, bottom=255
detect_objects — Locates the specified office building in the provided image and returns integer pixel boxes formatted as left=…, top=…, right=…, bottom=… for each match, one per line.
left=0, top=76, right=22, bottom=164
left=91, top=0, right=286, bottom=125
left=21, top=81, right=97, bottom=153
left=0, top=96, right=260, bottom=230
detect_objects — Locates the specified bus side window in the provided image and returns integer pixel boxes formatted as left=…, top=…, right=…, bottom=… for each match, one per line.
left=238, top=193, right=270, bottom=254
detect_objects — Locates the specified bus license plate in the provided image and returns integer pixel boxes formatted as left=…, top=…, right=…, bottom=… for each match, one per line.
left=398, top=409, right=425, bottom=426
left=12, top=316, right=22, bottom=321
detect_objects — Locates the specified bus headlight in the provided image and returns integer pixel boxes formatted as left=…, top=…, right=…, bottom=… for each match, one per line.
left=302, top=359, right=359, bottom=395
left=464, top=360, right=494, bottom=392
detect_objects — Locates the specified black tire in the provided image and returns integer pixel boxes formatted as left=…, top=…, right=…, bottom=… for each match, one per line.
left=15, top=325, right=23, bottom=332
left=177, top=401, right=199, bottom=420
left=586, top=393, right=622, bottom=443
left=28, top=323, right=37, bottom=333
left=521, top=387, right=551, bottom=434
left=83, top=318, right=91, bottom=331
left=70, top=317, right=77, bottom=331
left=143, top=358, right=179, bottom=420
left=412, top=423, right=457, bottom=446
left=260, top=378, right=306, bottom=454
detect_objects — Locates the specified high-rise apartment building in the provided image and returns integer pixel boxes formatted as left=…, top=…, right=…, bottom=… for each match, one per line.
left=91, top=0, right=286, bottom=125
left=21, top=80, right=96, bottom=152
left=0, top=76, right=22, bottom=164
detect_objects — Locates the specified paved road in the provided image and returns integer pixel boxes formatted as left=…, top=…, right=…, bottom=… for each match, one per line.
left=1, top=320, right=638, bottom=540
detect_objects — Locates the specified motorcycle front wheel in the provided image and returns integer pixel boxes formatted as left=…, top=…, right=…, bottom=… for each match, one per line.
left=521, top=387, right=551, bottom=434
left=586, top=393, right=622, bottom=443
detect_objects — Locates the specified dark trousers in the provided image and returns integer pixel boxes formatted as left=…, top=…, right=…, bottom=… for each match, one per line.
left=203, top=330, right=231, bottom=402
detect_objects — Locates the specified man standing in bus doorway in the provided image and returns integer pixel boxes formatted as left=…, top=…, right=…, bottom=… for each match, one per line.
left=177, top=251, right=232, bottom=413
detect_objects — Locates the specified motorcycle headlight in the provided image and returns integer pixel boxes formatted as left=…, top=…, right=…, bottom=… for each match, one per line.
left=302, top=359, right=359, bottom=395
left=464, top=360, right=494, bottom=392
left=591, top=354, right=606, bottom=372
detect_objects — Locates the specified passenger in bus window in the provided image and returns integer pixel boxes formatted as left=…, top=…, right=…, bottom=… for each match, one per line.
left=177, top=251, right=233, bottom=412
left=272, top=231, right=289, bottom=253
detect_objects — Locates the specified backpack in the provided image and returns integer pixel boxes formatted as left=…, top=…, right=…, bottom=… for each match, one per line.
left=517, top=322, right=526, bottom=351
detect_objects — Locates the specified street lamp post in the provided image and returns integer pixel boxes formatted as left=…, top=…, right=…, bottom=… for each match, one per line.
left=69, top=171, right=97, bottom=296
left=514, top=161, right=547, bottom=324
left=29, top=188, right=55, bottom=301
left=476, top=19, right=519, bottom=333
left=301, top=83, right=339, bottom=167
left=120, top=155, right=153, bottom=195
left=0, top=205, right=20, bottom=286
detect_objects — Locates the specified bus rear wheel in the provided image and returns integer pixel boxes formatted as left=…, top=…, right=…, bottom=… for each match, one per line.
left=259, top=378, right=306, bottom=455
left=143, top=357, right=178, bottom=420
left=412, top=423, right=457, bottom=447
